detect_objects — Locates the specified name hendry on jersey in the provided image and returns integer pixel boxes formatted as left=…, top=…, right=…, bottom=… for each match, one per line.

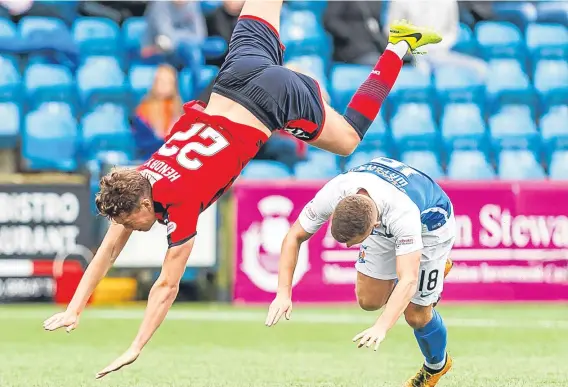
left=143, top=158, right=181, bottom=182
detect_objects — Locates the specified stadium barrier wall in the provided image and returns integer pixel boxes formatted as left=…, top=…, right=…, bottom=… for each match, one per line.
left=0, top=177, right=93, bottom=303
left=231, top=180, right=568, bottom=303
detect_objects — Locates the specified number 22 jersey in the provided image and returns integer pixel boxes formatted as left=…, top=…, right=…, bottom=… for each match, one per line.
left=137, top=101, right=267, bottom=247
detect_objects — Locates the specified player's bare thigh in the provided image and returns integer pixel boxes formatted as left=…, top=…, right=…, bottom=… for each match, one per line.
left=310, top=103, right=361, bottom=156
left=206, top=93, right=272, bottom=138
left=239, top=0, right=283, bottom=33
left=356, top=271, right=396, bottom=311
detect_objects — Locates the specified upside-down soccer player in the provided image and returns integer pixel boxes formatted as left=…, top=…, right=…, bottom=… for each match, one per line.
left=43, top=0, right=443, bottom=379
left=266, top=157, right=455, bottom=387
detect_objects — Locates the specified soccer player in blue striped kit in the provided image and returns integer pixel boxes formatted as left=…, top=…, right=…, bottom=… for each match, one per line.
left=266, top=157, right=455, bottom=387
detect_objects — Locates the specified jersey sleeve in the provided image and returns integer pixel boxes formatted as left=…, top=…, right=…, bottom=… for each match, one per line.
left=389, top=205, right=424, bottom=256
left=298, top=179, right=340, bottom=234
left=164, top=202, right=200, bottom=247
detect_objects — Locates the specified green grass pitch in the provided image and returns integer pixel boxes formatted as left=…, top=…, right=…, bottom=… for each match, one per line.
left=0, top=303, right=566, bottom=386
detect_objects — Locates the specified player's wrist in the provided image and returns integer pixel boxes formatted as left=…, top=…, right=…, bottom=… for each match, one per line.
left=276, top=285, right=292, bottom=297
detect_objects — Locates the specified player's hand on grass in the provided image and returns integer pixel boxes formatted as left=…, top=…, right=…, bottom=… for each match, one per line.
left=95, top=346, right=141, bottom=380
left=352, top=324, right=387, bottom=352
left=265, top=294, right=293, bottom=327
left=43, top=310, right=80, bottom=333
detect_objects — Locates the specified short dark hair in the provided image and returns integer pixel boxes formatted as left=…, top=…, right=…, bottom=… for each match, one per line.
left=331, top=195, right=375, bottom=243
left=95, top=168, right=152, bottom=219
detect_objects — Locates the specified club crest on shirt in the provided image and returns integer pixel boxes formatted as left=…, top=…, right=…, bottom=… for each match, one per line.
left=167, top=221, right=177, bottom=235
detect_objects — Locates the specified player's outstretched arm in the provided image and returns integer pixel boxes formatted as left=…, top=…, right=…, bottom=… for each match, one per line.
left=353, top=249, right=421, bottom=351
left=265, top=220, right=312, bottom=327
left=43, top=224, right=132, bottom=333
left=95, top=238, right=195, bottom=379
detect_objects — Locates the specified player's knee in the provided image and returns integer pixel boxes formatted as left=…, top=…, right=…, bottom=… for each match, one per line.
left=356, top=290, right=386, bottom=311
left=404, top=304, right=433, bottom=329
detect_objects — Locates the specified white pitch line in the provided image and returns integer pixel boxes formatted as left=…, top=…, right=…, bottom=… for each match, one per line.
left=3, top=308, right=568, bottom=329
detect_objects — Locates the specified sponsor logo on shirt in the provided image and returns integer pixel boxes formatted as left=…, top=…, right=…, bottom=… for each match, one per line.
left=396, top=237, right=414, bottom=248
left=167, top=221, right=177, bottom=235
left=305, top=202, right=317, bottom=221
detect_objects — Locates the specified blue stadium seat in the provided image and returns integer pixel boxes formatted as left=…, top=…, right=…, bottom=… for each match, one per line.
left=81, top=103, right=134, bottom=160
left=498, top=150, right=545, bottom=180
left=0, top=102, right=19, bottom=148
left=200, top=1, right=223, bottom=15
left=0, top=18, right=16, bottom=38
left=448, top=150, right=496, bottom=180
left=24, top=63, right=74, bottom=109
left=0, top=56, right=21, bottom=102
left=536, top=2, right=568, bottom=26
left=285, top=55, right=327, bottom=84
left=330, top=64, right=371, bottom=112
left=549, top=150, right=568, bottom=180
left=489, top=105, right=540, bottom=156
left=441, top=103, right=487, bottom=153
left=475, top=21, right=525, bottom=61
left=73, top=17, right=121, bottom=61
left=122, top=17, right=146, bottom=60
left=491, top=2, right=537, bottom=31
left=357, top=116, right=389, bottom=152
left=281, top=11, right=330, bottom=60
left=388, top=66, right=433, bottom=110
left=285, top=0, right=327, bottom=18
left=401, top=151, right=444, bottom=180
left=241, top=160, right=291, bottom=179
left=534, top=59, right=568, bottom=111
left=19, top=16, right=68, bottom=40
left=526, top=23, right=568, bottom=60
left=344, top=149, right=388, bottom=171
left=390, top=103, right=438, bottom=152
left=77, top=56, right=128, bottom=110
left=434, top=64, right=485, bottom=111
left=179, top=68, right=194, bottom=102
left=194, top=65, right=219, bottom=98
left=295, top=151, right=340, bottom=179
left=541, top=106, right=568, bottom=154
left=22, top=103, right=78, bottom=171
left=129, top=65, right=158, bottom=104
left=452, top=23, right=477, bottom=56
left=485, top=59, right=537, bottom=115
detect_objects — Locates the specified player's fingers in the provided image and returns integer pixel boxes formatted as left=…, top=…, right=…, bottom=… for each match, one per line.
left=285, top=306, right=292, bottom=320
left=66, top=322, right=76, bottom=333
left=273, top=308, right=286, bottom=326
left=357, top=334, right=370, bottom=348
left=265, top=307, right=279, bottom=326
left=374, top=340, right=381, bottom=352
left=366, top=336, right=376, bottom=348
left=43, top=314, right=60, bottom=328
left=352, top=330, right=367, bottom=342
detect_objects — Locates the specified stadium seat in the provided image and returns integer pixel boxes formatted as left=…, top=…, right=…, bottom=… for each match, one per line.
left=0, top=18, right=16, bottom=38
left=121, top=17, right=147, bottom=65
left=178, top=68, right=194, bottom=102
left=541, top=106, right=568, bottom=154
left=281, top=11, right=330, bottom=60
left=344, top=149, right=388, bottom=171
left=485, top=59, right=537, bottom=115
left=200, top=1, right=223, bottom=15
left=0, top=102, right=19, bottom=148
left=357, top=116, right=389, bottom=152
left=77, top=56, right=128, bottom=110
left=498, top=150, right=545, bottom=180
left=452, top=23, right=477, bottom=56
left=536, top=2, right=568, bottom=26
left=390, top=103, right=438, bottom=153
left=491, top=2, right=537, bottom=31
left=489, top=105, right=540, bottom=156
left=285, top=0, right=327, bottom=18
left=526, top=23, right=568, bottom=60
left=401, top=151, right=444, bottom=180
left=18, top=16, right=68, bottom=40
left=285, top=55, right=327, bottom=84
left=24, top=63, right=74, bottom=109
left=448, top=150, right=496, bottom=180
left=241, top=160, right=292, bottom=179
left=18, top=16, right=73, bottom=67
left=73, top=17, right=121, bottom=61
left=434, top=64, right=485, bottom=112
left=194, top=65, right=219, bottom=99
left=389, top=66, right=433, bottom=109
left=0, top=56, right=21, bottom=102
left=330, top=64, right=371, bottom=112
left=475, top=21, right=525, bottom=61
left=129, top=65, right=158, bottom=104
left=295, top=151, right=340, bottom=179
left=441, top=103, right=487, bottom=153
left=22, top=103, right=78, bottom=171
left=549, top=150, right=568, bottom=180
left=534, top=59, right=568, bottom=97
left=81, top=103, right=134, bottom=160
